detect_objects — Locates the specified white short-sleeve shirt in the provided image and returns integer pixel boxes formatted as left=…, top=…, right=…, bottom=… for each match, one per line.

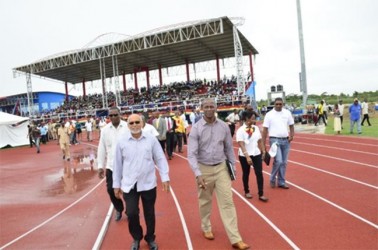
left=263, top=108, right=294, bottom=137
left=236, top=124, right=261, bottom=156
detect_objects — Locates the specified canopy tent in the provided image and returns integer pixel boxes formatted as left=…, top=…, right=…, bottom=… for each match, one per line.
left=0, top=112, right=30, bottom=148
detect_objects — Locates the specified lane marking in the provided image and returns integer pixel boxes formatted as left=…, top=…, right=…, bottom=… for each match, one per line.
left=295, top=136, right=378, bottom=147
left=1, top=179, right=105, bottom=249
left=232, top=190, right=300, bottom=250
left=92, top=204, right=113, bottom=250
left=293, top=141, right=378, bottom=156
left=289, top=160, right=378, bottom=189
left=291, top=149, right=378, bottom=168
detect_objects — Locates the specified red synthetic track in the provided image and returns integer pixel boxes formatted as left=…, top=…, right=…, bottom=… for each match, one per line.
left=1, top=130, right=377, bottom=249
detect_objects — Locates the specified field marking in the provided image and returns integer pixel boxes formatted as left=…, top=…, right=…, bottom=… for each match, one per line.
left=295, top=136, right=378, bottom=147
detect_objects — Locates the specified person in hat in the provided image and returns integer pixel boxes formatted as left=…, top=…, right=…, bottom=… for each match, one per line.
left=349, top=98, right=362, bottom=134
left=338, top=100, right=345, bottom=129
left=361, top=98, right=371, bottom=126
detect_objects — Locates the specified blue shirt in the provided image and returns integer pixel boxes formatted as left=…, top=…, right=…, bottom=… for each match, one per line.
left=349, top=103, right=362, bottom=121
left=113, top=131, right=169, bottom=193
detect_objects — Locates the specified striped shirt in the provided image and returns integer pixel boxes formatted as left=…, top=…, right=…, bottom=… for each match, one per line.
left=188, top=118, right=235, bottom=177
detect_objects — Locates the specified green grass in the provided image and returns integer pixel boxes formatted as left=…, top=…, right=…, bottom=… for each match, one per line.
left=325, top=116, right=378, bottom=138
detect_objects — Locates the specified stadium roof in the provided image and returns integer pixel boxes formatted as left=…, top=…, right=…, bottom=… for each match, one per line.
left=13, top=16, right=258, bottom=84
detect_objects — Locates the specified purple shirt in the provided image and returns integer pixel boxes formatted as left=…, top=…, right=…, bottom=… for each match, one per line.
left=187, top=118, right=235, bottom=177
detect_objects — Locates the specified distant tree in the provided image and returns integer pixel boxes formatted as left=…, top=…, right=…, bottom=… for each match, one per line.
left=353, top=91, right=359, bottom=97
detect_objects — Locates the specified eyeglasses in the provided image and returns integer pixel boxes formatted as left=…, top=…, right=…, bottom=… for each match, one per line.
left=128, top=121, right=141, bottom=125
left=109, top=114, right=119, bottom=117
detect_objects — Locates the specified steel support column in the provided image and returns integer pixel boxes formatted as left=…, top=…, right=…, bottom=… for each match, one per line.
left=99, top=58, right=108, bottom=109
left=185, top=60, right=190, bottom=82
left=82, top=79, right=86, bottom=98
left=122, top=72, right=127, bottom=93
left=65, top=82, right=69, bottom=103
left=233, top=26, right=245, bottom=96
left=158, top=64, right=163, bottom=87
left=216, top=55, right=220, bottom=83
left=146, top=68, right=150, bottom=91
left=26, top=72, right=34, bottom=116
left=134, top=70, right=138, bottom=91
left=249, top=52, right=254, bottom=82
left=112, top=54, right=121, bottom=107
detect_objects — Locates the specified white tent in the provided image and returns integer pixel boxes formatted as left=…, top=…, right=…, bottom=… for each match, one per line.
left=0, top=112, right=30, bottom=148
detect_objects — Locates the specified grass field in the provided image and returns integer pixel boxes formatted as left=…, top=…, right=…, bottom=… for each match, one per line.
left=324, top=112, right=377, bottom=138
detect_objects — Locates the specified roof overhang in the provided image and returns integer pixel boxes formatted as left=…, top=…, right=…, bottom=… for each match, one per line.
left=13, top=16, right=258, bottom=84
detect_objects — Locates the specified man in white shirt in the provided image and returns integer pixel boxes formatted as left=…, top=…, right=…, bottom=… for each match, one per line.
left=141, top=116, right=159, bottom=137
left=97, top=107, right=129, bottom=221
left=262, top=97, right=294, bottom=189
left=85, top=118, right=93, bottom=142
left=361, top=98, right=371, bottom=126
left=225, top=109, right=240, bottom=137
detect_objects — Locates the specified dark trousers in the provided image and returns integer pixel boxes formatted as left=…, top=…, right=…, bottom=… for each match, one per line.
left=239, top=154, right=264, bottom=196
left=183, top=129, right=187, bottom=144
left=174, top=132, right=183, bottom=152
left=229, top=123, right=236, bottom=137
left=361, top=114, right=371, bottom=126
left=340, top=115, right=344, bottom=127
left=166, top=131, right=174, bottom=157
left=158, top=139, right=166, bottom=153
left=123, top=186, right=156, bottom=243
left=29, top=136, right=35, bottom=147
left=106, top=169, right=124, bottom=213
left=315, top=114, right=327, bottom=126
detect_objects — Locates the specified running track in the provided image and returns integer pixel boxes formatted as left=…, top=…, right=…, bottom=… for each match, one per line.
left=0, top=131, right=377, bottom=249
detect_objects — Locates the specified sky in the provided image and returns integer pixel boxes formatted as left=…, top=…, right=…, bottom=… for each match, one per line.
left=1, top=0, right=377, bottom=101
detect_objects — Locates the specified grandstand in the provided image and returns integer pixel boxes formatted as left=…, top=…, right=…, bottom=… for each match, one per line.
left=12, top=16, right=258, bottom=117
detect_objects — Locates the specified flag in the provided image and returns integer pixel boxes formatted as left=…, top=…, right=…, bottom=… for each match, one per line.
left=245, top=81, right=256, bottom=96
left=12, top=100, right=20, bottom=116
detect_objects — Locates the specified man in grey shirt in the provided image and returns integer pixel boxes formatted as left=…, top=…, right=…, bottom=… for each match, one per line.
left=187, top=98, right=250, bottom=250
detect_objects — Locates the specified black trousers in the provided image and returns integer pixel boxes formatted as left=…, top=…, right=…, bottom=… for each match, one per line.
left=361, top=114, right=371, bottom=126
left=123, top=186, right=157, bottom=243
left=239, top=154, right=264, bottom=196
left=315, top=114, right=327, bottom=126
left=166, top=131, right=174, bottom=157
left=158, top=139, right=166, bottom=153
left=106, top=169, right=124, bottom=213
left=229, top=123, right=236, bottom=137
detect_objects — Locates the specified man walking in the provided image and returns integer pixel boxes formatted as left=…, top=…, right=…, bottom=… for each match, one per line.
left=97, top=107, right=128, bottom=221
left=188, top=98, right=250, bottom=250
left=113, top=114, right=170, bottom=250
left=262, top=97, right=294, bottom=189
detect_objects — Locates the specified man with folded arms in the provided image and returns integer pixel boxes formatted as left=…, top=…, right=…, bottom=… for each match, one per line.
left=188, top=98, right=250, bottom=250
left=97, top=107, right=128, bottom=221
left=262, top=97, right=294, bottom=189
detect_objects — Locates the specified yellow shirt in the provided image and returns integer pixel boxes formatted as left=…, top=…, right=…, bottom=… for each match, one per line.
left=172, top=116, right=185, bottom=133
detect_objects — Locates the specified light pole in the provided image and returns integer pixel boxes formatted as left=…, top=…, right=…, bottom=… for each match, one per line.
left=296, top=0, right=308, bottom=110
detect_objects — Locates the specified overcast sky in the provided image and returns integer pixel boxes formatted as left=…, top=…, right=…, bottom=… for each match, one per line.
left=1, top=0, right=377, bottom=101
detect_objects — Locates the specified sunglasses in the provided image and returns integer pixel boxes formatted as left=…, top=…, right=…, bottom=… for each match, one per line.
left=109, top=114, right=119, bottom=117
left=128, top=121, right=141, bottom=125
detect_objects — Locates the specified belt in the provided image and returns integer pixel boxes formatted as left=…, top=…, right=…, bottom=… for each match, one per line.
left=200, top=162, right=223, bottom=166
left=269, top=136, right=288, bottom=139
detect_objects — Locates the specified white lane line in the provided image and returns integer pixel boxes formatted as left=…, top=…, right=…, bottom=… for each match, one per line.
left=295, top=136, right=378, bottom=147
left=291, top=149, right=378, bottom=168
left=92, top=204, right=114, bottom=250
left=282, top=179, right=378, bottom=230
left=1, top=179, right=105, bottom=249
left=289, top=160, right=378, bottom=190
left=169, top=187, right=193, bottom=250
left=232, top=190, right=300, bottom=250
left=293, top=141, right=378, bottom=156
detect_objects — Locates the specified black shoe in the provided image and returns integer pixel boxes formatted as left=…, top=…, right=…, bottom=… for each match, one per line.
left=67, top=158, right=70, bottom=161
left=130, top=240, right=140, bottom=250
left=148, top=241, right=158, bottom=250
left=63, top=155, right=65, bottom=160
left=115, top=211, right=122, bottom=221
